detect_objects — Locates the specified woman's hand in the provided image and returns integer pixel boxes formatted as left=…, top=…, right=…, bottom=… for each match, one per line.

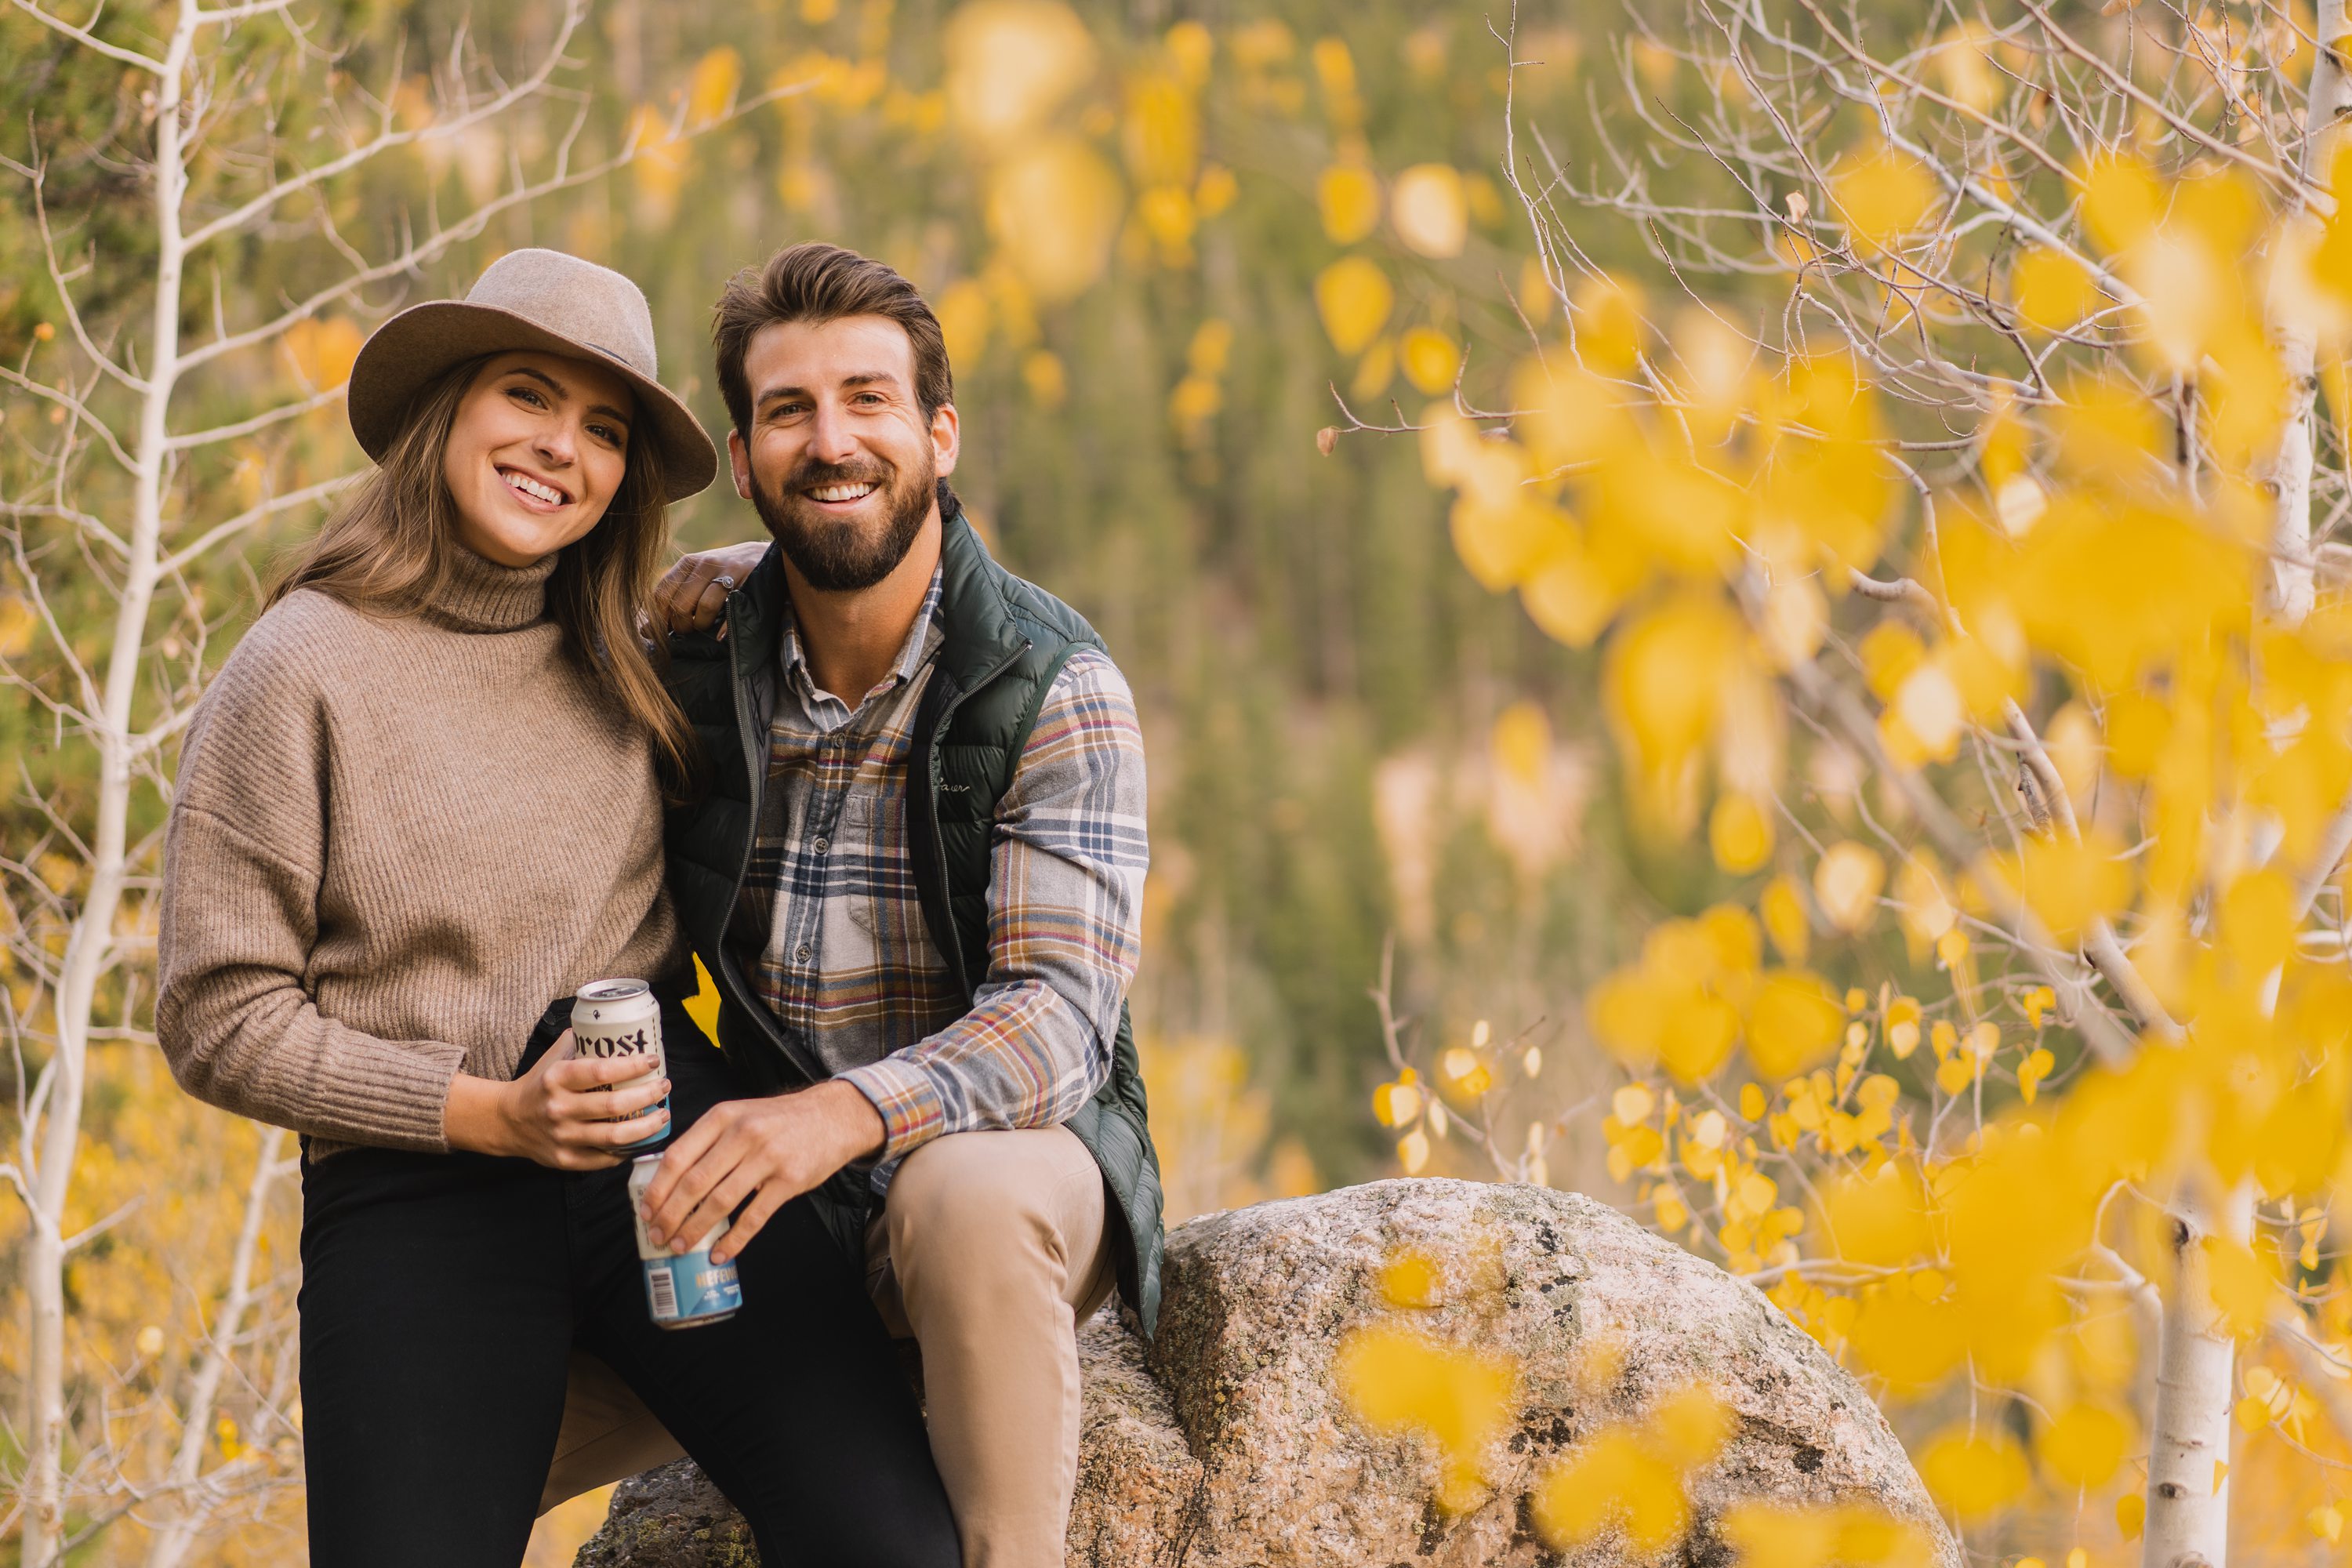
left=443, top=1030, right=671, bottom=1170
left=652, top=541, right=768, bottom=639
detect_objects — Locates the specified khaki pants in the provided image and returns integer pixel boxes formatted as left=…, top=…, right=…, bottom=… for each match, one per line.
left=543, top=1127, right=1112, bottom=1568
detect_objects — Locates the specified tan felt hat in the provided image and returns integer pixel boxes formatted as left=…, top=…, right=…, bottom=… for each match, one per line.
left=347, top=249, right=718, bottom=502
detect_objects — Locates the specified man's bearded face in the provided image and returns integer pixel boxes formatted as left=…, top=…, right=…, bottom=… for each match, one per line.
left=748, top=440, right=935, bottom=593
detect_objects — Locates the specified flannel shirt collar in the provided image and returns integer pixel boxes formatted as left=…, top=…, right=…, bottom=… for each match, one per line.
left=776, top=565, right=947, bottom=720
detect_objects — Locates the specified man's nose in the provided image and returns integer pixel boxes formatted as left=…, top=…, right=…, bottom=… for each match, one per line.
left=805, top=403, right=861, bottom=464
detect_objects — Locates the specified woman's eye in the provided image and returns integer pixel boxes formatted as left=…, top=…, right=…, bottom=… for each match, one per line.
left=509, top=386, right=546, bottom=408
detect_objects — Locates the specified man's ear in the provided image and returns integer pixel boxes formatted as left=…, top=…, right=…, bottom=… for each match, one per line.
left=727, top=428, right=754, bottom=500
left=931, top=401, right=960, bottom=479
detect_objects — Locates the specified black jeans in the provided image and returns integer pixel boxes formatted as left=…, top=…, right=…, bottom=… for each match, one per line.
left=297, top=997, right=958, bottom=1568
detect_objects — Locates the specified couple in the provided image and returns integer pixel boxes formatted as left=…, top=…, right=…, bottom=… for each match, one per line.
left=154, top=241, right=1160, bottom=1567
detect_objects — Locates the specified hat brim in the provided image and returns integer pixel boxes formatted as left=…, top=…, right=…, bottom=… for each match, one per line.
left=347, top=300, right=720, bottom=503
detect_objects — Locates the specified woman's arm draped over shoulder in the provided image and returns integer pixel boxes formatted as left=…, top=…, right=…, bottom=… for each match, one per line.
left=155, top=612, right=467, bottom=1151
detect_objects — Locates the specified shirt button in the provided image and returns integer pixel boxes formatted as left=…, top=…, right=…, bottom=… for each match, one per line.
left=796, top=943, right=813, bottom=962
left=812, top=836, right=829, bottom=852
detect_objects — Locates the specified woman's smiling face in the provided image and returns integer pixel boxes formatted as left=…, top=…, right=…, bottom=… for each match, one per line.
left=442, top=350, right=637, bottom=567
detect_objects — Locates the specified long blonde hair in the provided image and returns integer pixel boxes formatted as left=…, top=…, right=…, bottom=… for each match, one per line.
left=271, top=354, right=696, bottom=790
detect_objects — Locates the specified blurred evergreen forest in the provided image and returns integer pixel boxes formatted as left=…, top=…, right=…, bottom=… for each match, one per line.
left=4, top=0, right=1686, bottom=1194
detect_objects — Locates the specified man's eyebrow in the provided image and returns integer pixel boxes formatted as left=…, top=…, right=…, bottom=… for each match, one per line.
left=755, top=371, right=904, bottom=408
left=507, top=364, right=630, bottom=427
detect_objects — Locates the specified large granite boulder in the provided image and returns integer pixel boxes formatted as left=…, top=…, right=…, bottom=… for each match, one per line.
left=575, top=1179, right=1956, bottom=1566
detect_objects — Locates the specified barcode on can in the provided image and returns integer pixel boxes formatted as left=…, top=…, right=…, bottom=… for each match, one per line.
left=648, top=1265, right=680, bottom=1320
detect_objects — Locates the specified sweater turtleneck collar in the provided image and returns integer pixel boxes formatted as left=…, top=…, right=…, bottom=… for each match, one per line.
left=426, top=543, right=559, bottom=631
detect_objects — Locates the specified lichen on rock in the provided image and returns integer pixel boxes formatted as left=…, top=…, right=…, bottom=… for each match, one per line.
left=575, top=1179, right=1957, bottom=1567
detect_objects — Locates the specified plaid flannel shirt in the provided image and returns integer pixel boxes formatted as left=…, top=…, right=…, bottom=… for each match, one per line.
left=732, top=568, right=1149, bottom=1189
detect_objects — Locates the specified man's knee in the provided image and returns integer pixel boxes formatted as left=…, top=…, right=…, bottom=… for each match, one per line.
left=886, top=1129, right=1102, bottom=1283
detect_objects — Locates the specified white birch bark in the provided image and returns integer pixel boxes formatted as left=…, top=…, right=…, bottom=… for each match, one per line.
left=2143, top=1185, right=2256, bottom=1568
left=20, top=9, right=199, bottom=1560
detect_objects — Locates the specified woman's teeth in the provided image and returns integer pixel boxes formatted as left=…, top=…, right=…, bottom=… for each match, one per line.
left=810, top=481, right=878, bottom=503
left=503, top=470, right=566, bottom=506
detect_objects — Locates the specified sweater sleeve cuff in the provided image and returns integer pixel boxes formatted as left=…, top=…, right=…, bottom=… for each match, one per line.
left=838, top=1057, right=948, bottom=1162
left=318, top=1036, right=470, bottom=1153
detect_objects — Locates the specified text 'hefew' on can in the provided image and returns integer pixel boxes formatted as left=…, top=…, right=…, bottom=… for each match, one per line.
left=571, top=978, right=668, bottom=1152
left=628, top=1155, right=742, bottom=1329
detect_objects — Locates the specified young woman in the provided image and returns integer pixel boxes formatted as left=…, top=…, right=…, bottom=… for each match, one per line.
left=155, top=250, right=959, bottom=1568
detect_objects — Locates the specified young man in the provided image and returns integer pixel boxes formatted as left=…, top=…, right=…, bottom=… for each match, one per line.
left=585, top=241, right=1163, bottom=1566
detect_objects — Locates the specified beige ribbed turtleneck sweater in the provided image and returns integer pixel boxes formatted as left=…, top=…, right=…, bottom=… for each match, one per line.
left=156, top=546, right=684, bottom=1156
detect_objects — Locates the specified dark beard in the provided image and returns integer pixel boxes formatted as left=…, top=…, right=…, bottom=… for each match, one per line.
left=749, top=451, right=935, bottom=592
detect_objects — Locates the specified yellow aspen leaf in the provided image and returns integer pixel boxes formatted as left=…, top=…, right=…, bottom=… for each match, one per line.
left=1380, top=1250, right=1443, bottom=1307
left=1831, top=147, right=1934, bottom=252
left=985, top=135, right=1124, bottom=303
left=1819, top=1162, right=1933, bottom=1266
left=1399, top=328, right=1461, bottom=395
left=1917, top=1426, right=2029, bottom=1520
left=687, top=45, right=743, bottom=123
left=1890, top=662, right=1965, bottom=761
left=1613, top=1083, right=1657, bottom=1126
left=1519, top=530, right=1625, bottom=649
left=2013, top=247, right=2098, bottom=334
left=1391, top=164, right=1468, bottom=258
left=2203, top=1236, right=2273, bottom=1339
left=1334, top=1324, right=1516, bottom=1512
left=1533, top=1431, right=1689, bottom=1552
left=1318, top=163, right=1381, bottom=244
left=2311, top=1504, right=2345, bottom=1544
left=1398, top=1127, right=1431, bottom=1174
left=1709, top=793, right=1774, bottom=874
left=1373, top=1080, right=1422, bottom=1127
left=2040, top=1401, right=2133, bottom=1489
left=1517, top=256, right=1555, bottom=325
left=1933, top=1054, right=1975, bottom=1095
left=2118, top=1490, right=2146, bottom=1541
left=2234, top=1393, right=2274, bottom=1433
left=1657, top=989, right=1742, bottom=1084
left=1858, top=620, right=1927, bottom=699
left=2083, top=153, right=2161, bottom=252
left=1522, top=1045, right=1543, bottom=1078
left=1194, top=163, right=1238, bottom=216
left=2017, top=1047, right=2055, bottom=1105
left=1813, top=842, right=1884, bottom=933
left=1570, top=274, right=1647, bottom=374
left=1983, top=830, right=2132, bottom=942
left=1647, top=1385, right=1734, bottom=1468
left=943, top=0, right=1098, bottom=145
left=2214, top=1459, right=2228, bottom=1493
left=1350, top=336, right=1395, bottom=401
left=285, top=317, right=364, bottom=390
left=1164, top=19, right=1214, bottom=85
left=1603, top=591, right=1747, bottom=833
left=1653, top=1186, right=1690, bottom=1232
left=1316, top=256, right=1394, bottom=354
left=1451, top=495, right=1568, bottom=592
left=1846, top=1290, right=1966, bottom=1392
left=1760, top=875, right=1810, bottom=963
left=1745, top=970, right=1845, bottom=1079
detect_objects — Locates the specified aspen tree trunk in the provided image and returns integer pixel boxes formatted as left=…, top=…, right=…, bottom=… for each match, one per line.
left=20, top=8, right=198, bottom=1563
left=2143, top=1186, right=2256, bottom=1568
left=2140, top=28, right=2350, bottom=1559
left=2261, top=0, right=2349, bottom=623
left=143, top=1131, right=288, bottom=1568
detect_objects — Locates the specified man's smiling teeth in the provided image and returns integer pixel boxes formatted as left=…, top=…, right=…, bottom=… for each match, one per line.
left=809, top=481, right=877, bottom=503
left=503, top=470, right=567, bottom=506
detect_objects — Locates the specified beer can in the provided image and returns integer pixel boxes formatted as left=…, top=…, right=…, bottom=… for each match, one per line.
left=571, top=978, right=668, bottom=1151
left=628, top=1154, right=742, bottom=1329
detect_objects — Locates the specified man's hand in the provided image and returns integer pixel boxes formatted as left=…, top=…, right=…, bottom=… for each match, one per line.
left=652, top=541, right=768, bottom=639
left=639, top=1080, right=886, bottom=1263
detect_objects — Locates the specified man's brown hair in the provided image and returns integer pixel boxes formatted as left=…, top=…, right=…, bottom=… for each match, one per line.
left=711, top=242, right=954, bottom=436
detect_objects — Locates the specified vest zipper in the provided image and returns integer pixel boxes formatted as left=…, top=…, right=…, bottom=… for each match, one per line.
left=920, top=638, right=1033, bottom=1003
left=718, top=592, right=830, bottom=1087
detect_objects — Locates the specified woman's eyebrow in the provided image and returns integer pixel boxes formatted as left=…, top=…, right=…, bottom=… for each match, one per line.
left=510, top=364, right=630, bottom=427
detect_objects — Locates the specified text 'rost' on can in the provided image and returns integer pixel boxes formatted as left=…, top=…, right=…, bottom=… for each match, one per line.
left=629, top=1154, right=742, bottom=1329
left=571, top=978, right=668, bottom=1152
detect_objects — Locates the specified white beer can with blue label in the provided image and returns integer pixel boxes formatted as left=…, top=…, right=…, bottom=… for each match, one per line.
left=570, top=978, right=668, bottom=1151
left=629, top=1154, right=743, bottom=1329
